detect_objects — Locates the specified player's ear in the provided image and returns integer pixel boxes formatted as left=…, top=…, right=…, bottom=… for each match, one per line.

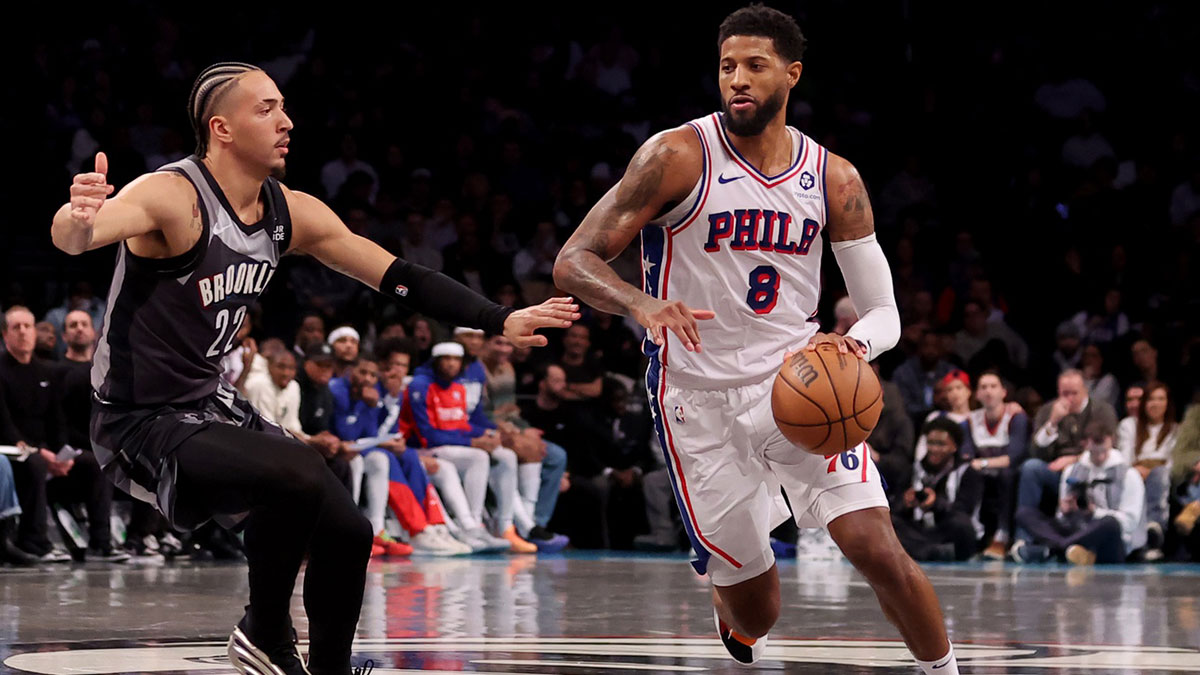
left=209, top=115, right=233, bottom=148
left=787, top=61, right=803, bottom=88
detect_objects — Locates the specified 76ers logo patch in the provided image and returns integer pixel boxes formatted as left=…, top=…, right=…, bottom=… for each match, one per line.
left=798, top=171, right=816, bottom=190
left=394, top=284, right=409, bottom=297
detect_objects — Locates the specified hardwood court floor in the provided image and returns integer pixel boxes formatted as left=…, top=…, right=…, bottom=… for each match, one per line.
left=2, top=552, right=1198, bottom=673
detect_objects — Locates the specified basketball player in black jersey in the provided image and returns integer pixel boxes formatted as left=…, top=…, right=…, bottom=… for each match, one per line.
left=51, top=62, right=578, bottom=675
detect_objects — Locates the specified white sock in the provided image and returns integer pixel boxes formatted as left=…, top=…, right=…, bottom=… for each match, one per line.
left=916, top=644, right=958, bottom=675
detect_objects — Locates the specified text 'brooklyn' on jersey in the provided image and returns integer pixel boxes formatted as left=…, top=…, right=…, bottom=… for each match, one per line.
left=92, top=156, right=291, bottom=405
left=641, top=112, right=829, bottom=389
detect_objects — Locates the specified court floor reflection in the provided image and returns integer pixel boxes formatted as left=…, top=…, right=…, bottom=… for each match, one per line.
left=2, top=553, right=1198, bottom=673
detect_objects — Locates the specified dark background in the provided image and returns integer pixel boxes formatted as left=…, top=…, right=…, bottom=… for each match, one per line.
left=2, top=0, right=1198, bottom=401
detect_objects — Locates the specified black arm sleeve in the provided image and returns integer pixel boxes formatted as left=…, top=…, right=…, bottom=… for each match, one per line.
left=380, top=258, right=514, bottom=335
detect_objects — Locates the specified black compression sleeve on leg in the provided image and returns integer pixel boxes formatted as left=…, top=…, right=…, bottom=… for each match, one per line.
left=379, top=257, right=514, bottom=335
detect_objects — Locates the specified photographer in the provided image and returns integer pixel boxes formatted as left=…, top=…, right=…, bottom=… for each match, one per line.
left=1012, top=420, right=1146, bottom=564
left=890, top=418, right=982, bottom=562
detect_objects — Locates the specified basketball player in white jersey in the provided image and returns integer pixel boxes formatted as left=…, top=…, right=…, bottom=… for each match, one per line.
left=52, top=62, right=577, bottom=675
left=555, top=6, right=959, bottom=673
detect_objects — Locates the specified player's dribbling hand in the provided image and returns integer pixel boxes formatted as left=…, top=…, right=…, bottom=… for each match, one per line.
left=503, top=296, right=581, bottom=348
left=69, top=152, right=114, bottom=226
left=803, top=332, right=867, bottom=359
left=631, top=296, right=715, bottom=353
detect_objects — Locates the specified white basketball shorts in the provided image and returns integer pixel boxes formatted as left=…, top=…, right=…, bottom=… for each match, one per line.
left=645, top=360, right=889, bottom=586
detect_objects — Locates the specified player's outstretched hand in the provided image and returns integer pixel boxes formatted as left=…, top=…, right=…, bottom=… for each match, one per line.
left=804, top=332, right=866, bottom=359
left=631, top=296, right=714, bottom=353
left=69, top=152, right=113, bottom=226
left=503, top=296, right=581, bottom=348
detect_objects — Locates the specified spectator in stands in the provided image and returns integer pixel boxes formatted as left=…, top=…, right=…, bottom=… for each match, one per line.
left=868, top=361, right=916, bottom=495
left=57, top=311, right=97, bottom=451
left=320, top=133, right=378, bottom=203
left=1130, top=338, right=1161, bottom=387
left=1045, top=321, right=1084, bottom=390
left=893, top=330, right=955, bottom=423
left=44, top=281, right=106, bottom=356
left=219, top=315, right=257, bottom=394
left=964, top=371, right=1029, bottom=559
left=966, top=277, right=1006, bottom=325
left=399, top=213, right=444, bottom=272
left=292, top=312, right=326, bottom=360
left=1013, top=420, right=1146, bottom=565
left=0, top=454, right=36, bottom=565
left=592, top=378, right=656, bottom=549
left=1124, top=384, right=1144, bottom=420
left=1116, top=382, right=1177, bottom=560
left=244, top=350, right=350, bottom=490
left=589, top=312, right=643, bottom=379
left=891, top=418, right=981, bottom=562
left=371, top=348, right=471, bottom=555
left=520, top=363, right=594, bottom=545
left=297, top=343, right=336, bottom=437
left=329, top=352, right=400, bottom=557
left=914, top=370, right=972, bottom=463
left=1071, top=289, right=1130, bottom=346
left=328, top=325, right=360, bottom=379
left=558, top=323, right=603, bottom=401
left=329, top=354, right=437, bottom=557
left=480, top=333, right=570, bottom=551
left=55, top=310, right=130, bottom=561
left=1015, top=369, right=1119, bottom=552
left=1171, top=404, right=1200, bottom=560
left=453, top=328, right=548, bottom=550
left=952, top=300, right=1028, bottom=375
left=406, top=315, right=434, bottom=363
left=0, top=306, right=121, bottom=562
left=408, top=342, right=533, bottom=552
left=1081, top=343, right=1121, bottom=411
left=34, top=321, right=58, bottom=361
left=512, top=220, right=560, bottom=289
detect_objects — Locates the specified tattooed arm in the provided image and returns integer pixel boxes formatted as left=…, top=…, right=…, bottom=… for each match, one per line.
left=555, top=128, right=716, bottom=352
left=809, top=153, right=900, bottom=361
left=825, top=154, right=875, bottom=243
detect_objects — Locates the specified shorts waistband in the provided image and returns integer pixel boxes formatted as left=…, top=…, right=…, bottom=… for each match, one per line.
left=647, top=362, right=775, bottom=392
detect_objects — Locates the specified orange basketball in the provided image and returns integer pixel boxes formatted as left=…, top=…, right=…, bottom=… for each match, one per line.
left=771, top=342, right=883, bottom=455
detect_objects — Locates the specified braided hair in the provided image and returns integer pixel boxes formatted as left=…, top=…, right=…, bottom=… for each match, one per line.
left=188, top=62, right=262, bottom=157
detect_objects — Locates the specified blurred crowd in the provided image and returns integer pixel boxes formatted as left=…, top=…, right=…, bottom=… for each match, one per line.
left=1, top=2, right=1198, bottom=565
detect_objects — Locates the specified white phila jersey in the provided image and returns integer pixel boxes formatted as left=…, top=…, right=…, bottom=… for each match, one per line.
left=641, top=112, right=830, bottom=389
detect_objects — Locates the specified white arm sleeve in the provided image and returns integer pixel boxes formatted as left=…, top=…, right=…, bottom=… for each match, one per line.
left=832, top=233, right=900, bottom=361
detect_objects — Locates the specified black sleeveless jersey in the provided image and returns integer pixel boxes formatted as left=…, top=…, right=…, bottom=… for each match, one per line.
left=91, top=156, right=291, bottom=405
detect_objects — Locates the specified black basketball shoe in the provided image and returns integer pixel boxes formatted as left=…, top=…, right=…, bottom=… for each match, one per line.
left=227, top=611, right=311, bottom=675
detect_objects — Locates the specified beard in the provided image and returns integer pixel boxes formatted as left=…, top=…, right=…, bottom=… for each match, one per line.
left=721, top=87, right=786, bottom=137
left=270, top=163, right=287, bottom=180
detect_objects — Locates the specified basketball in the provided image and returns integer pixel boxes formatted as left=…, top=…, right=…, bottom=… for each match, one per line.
left=771, top=342, right=883, bottom=455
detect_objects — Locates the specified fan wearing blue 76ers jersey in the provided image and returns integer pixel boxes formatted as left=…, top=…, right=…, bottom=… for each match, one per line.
left=555, top=6, right=958, bottom=674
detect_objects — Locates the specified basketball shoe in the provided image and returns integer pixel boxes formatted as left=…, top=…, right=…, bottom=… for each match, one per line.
left=714, top=607, right=766, bottom=665
left=228, top=611, right=311, bottom=675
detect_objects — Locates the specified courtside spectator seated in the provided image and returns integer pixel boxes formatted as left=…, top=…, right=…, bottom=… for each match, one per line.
left=891, top=418, right=982, bottom=562
left=1013, top=420, right=1146, bottom=565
